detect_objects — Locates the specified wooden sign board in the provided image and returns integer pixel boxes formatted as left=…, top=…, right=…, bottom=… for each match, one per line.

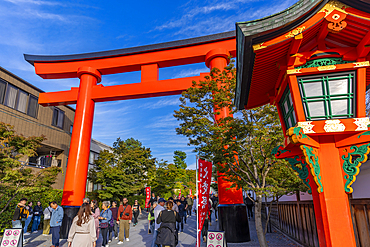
left=0, top=229, right=23, bottom=247
left=207, top=230, right=227, bottom=247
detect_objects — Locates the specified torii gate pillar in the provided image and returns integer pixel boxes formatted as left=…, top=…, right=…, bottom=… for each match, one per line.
left=206, top=49, right=250, bottom=243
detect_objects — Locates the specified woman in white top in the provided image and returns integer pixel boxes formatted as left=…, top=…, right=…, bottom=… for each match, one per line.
left=68, top=203, right=97, bottom=247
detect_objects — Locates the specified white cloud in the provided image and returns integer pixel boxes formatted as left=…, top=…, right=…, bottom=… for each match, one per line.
left=141, top=97, right=181, bottom=109
left=172, top=68, right=209, bottom=79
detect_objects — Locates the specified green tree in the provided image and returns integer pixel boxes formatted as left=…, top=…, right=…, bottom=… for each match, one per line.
left=0, top=122, right=61, bottom=216
left=88, top=137, right=155, bottom=201
left=173, top=151, right=187, bottom=169
left=174, top=63, right=307, bottom=247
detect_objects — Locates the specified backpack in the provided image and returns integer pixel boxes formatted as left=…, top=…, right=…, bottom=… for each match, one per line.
left=19, top=206, right=29, bottom=220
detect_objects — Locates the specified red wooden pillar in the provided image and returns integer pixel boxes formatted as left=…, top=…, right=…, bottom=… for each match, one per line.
left=206, top=49, right=250, bottom=242
left=316, top=136, right=356, bottom=247
left=61, top=66, right=101, bottom=206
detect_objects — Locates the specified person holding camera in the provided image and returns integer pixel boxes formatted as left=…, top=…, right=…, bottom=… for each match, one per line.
left=116, top=198, right=132, bottom=245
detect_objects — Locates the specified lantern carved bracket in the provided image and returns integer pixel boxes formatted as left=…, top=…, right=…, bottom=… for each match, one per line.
left=342, top=143, right=370, bottom=193
left=301, top=145, right=323, bottom=193
left=285, top=155, right=312, bottom=194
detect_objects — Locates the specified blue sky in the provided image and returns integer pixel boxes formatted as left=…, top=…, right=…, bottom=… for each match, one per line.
left=0, top=0, right=298, bottom=169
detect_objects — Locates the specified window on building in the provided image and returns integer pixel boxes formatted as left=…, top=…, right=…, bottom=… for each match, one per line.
left=52, top=107, right=65, bottom=129
left=298, top=72, right=355, bottom=120
left=16, top=89, right=28, bottom=113
left=27, top=95, right=39, bottom=118
left=70, top=125, right=73, bottom=134
left=0, top=79, right=6, bottom=104
left=4, top=84, right=17, bottom=108
left=279, top=86, right=297, bottom=129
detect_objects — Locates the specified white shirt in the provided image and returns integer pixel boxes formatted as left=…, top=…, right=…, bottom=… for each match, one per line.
left=192, top=199, right=197, bottom=211
left=154, top=205, right=165, bottom=231
left=43, top=206, right=52, bottom=220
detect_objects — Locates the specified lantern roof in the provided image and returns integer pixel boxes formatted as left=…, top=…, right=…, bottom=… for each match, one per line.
left=235, top=0, right=370, bottom=110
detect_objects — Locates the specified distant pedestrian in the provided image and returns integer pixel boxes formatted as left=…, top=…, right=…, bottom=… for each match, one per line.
left=23, top=201, right=33, bottom=235
left=176, top=200, right=186, bottom=232
left=186, top=195, right=193, bottom=217
left=12, top=198, right=28, bottom=244
left=208, top=197, right=213, bottom=226
left=117, top=198, right=132, bottom=244
left=148, top=201, right=157, bottom=234
left=109, top=201, right=119, bottom=240
left=148, top=193, right=156, bottom=209
left=156, top=200, right=180, bottom=247
left=99, top=201, right=112, bottom=247
left=192, top=196, right=197, bottom=215
left=211, top=193, right=219, bottom=221
left=132, top=200, right=141, bottom=226
left=43, top=202, right=53, bottom=235
left=179, top=196, right=188, bottom=224
left=67, top=203, right=97, bottom=247
left=245, top=193, right=254, bottom=219
left=91, top=200, right=100, bottom=240
left=50, top=201, right=64, bottom=247
left=31, top=201, right=43, bottom=233
left=151, top=198, right=165, bottom=247
left=201, top=200, right=212, bottom=242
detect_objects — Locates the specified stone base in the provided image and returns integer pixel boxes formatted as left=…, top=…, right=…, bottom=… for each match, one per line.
left=60, top=206, right=80, bottom=239
left=218, top=204, right=250, bottom=243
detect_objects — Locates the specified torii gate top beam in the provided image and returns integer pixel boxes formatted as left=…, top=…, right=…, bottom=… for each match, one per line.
left=24, top=31, right=236, bottom=80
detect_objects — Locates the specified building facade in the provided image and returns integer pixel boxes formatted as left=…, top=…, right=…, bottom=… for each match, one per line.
left=0, top=66, right=112, bottom=190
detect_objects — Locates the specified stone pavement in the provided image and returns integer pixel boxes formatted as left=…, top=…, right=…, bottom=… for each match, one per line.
left=23, top=210, right=303, bottom=247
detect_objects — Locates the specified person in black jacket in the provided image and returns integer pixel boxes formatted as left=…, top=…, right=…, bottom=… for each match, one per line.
left=31, top=201, right=43, bottom=233
left=245, top=193, right=254, bottom=219
left=156, top=201, right=180, bottom=247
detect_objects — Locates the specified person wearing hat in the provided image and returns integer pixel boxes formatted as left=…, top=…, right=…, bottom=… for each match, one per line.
left=151, top=198, right=165, bottom=247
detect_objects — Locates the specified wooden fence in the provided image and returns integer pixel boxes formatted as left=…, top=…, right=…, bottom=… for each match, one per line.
left=264, top=199, right=370, bottom=247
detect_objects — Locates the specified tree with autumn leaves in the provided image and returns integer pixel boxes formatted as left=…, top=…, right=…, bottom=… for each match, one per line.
left=174, top=62, right=307, bottom=247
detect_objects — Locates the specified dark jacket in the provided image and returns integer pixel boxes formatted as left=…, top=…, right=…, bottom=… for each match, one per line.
left=245, top=197, right=254, bottom=206
left=33, top=205, right=43, bottom=217
left=156, top=210, right=181, bottom=246
left=110, top=207, right=118, bottom=220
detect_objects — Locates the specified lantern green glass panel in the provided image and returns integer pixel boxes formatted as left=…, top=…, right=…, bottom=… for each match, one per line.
left=298, top=72, right=355, bottom=121
left=279, top=86, right=297, bottom=129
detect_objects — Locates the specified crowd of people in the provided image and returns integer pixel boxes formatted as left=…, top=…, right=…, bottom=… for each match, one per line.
left=11, top=192, right=228, bottom=247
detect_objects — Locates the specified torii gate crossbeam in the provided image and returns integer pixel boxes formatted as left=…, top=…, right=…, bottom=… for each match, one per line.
left=24, top=30, right=250, bottom=242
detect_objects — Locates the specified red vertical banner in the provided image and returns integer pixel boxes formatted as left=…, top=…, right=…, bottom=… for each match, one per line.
left=179, top=189, right=181, bottom=197
left=197, top=159, right=212, bottom=238
left=190, top=189, right=192, bottom=196
left=145, top=187, right=151, bottom=208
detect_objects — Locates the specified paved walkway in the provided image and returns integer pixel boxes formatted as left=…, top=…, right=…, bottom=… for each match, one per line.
left=24, top=211, right=303, bottom=247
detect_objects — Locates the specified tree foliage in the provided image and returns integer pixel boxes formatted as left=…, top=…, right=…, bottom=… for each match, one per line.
left=0, top=122, right=61, bottom=216
left=174, top=62, right=307, bottom=247
left=88, top=137, right=156, bottom=201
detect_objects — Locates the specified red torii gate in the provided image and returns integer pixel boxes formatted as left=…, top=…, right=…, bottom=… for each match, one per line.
left=24, top=31, right=249, bottom=242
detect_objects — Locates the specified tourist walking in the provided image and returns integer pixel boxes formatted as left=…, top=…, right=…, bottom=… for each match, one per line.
left=132, top=200, right=141, bottom=226
left=99, top=201, right=112, bottom=247
left=23, top=201, right=33, bottom=235
left=148, top=201, right=157, bottom=234
left=208, top=198, right=213, bottom=226
left=109, top=201, right=119, bottom=240
left=91, top=200, right=100, bottom=240
left=50, top=201, right=64, bottom=247
left=192, top=196, right=197, bottom=215
left=43, top=202, right=53, bottom=235
left=12, top=198, right=28, bottom=244
left=211, top=193, right=219, bottom=221
left=67, top=203, right=97, bottom=247
left=117, top=198, right=132, bottom=244
left=31, top=201, right=43, bottom=233
left=156, top=201, right=180, bottom=247
left=148, top=193, right=156, bottom=209
left=151, top=198, right=165, bottom=247
left=245, top=193, right=254, bottom=219
left=186, top=195, right=193, bottom=217
left=179, top=196, right=188, bottom=224
left=176, top=200, right=186, bottom=232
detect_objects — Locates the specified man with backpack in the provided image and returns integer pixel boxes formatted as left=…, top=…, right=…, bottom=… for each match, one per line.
left=116, top=198, right=132, bottom=244
left=12, top=198, right=29, bottom=244
left=186, top=195, right=193, bottom=217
